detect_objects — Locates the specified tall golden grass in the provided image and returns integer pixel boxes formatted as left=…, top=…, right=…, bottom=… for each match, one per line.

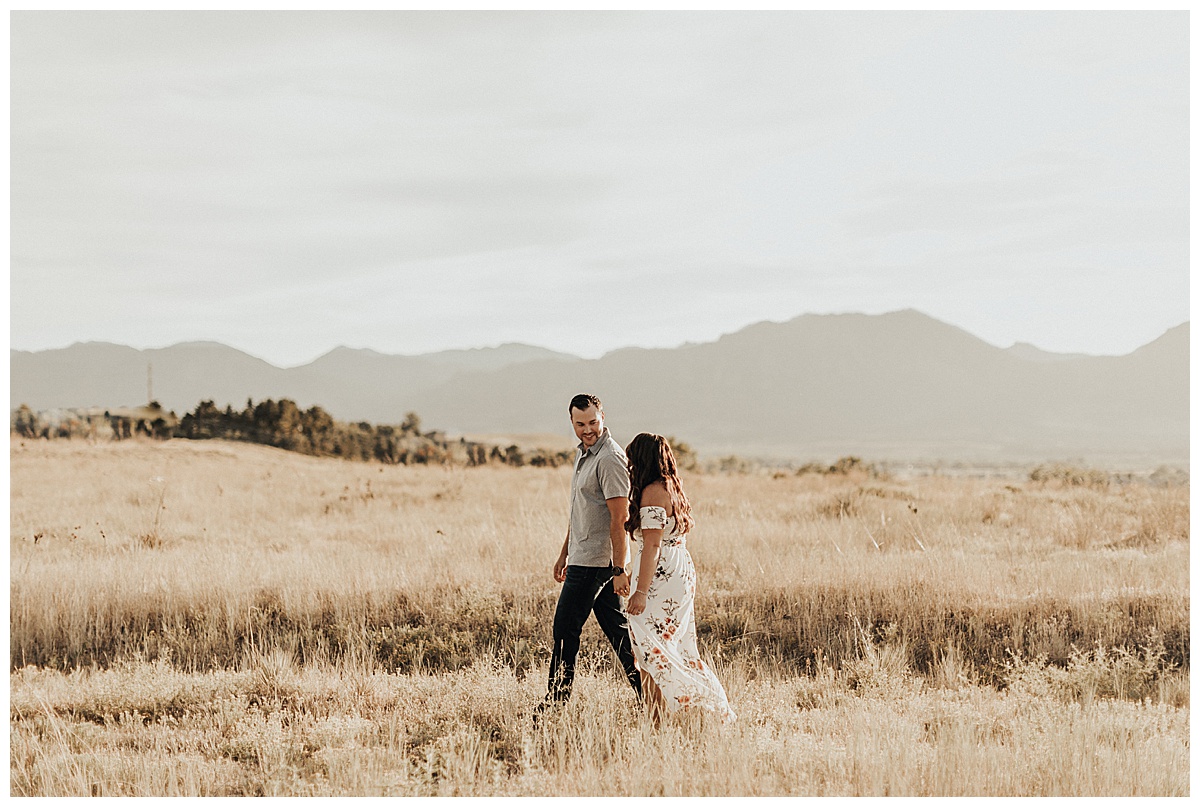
left=9, top=438, right=1190, bottom=795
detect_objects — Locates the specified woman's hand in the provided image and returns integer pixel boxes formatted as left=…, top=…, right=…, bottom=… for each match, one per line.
left=626, top=591, right=647, bottom=616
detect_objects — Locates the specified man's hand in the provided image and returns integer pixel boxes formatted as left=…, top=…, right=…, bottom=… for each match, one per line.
left=612, top=571, right=630, bottom=596
left=553, top=554, right=567, bottom=583
left=626, top=591, right=647, bottom=616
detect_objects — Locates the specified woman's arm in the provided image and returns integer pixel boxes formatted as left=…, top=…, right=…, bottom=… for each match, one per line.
left=626, top=483, right=669, bottom=616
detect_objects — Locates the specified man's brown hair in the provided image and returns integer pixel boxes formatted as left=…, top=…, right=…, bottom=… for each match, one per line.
left=568, top=394, right=603, bottom=414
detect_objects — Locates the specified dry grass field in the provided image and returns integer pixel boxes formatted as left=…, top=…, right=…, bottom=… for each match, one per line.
left=9, top=438, right=1190, bottom=796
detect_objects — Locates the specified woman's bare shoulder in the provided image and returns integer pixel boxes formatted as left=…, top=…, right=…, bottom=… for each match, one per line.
left=641, top=481, right=670, bottom=508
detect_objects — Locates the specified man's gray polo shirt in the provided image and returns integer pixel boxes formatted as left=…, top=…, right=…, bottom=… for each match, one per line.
left=567, top=428, right=630, bottom=567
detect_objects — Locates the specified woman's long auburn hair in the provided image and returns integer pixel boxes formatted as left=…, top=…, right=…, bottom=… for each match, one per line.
left=625, top=433, right=694, bottom=535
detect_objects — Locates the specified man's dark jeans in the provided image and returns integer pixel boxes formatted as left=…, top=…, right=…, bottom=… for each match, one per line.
left=547, top=565, right=641, bottom=702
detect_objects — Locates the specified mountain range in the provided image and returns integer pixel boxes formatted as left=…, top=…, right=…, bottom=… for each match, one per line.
left=11, top=310, right=1189, bottom=465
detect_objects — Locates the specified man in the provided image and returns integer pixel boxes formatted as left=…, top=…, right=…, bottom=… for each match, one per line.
left=539, top=393, right=641, bottom=711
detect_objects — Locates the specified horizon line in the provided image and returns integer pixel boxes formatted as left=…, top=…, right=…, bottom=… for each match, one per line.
left=9, top=308, right=1189, bottom=369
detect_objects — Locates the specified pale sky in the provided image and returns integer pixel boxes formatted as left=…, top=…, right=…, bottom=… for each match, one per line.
left=9, top=10, right=1189, bottom=367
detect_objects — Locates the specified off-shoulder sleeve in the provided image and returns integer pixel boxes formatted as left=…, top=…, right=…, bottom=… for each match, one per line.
left=639, top=505, right=668, bottom=530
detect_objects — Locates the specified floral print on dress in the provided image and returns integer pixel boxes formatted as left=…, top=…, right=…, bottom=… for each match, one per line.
left=640, top=506, right=669, bottom=531
left=625, top=505, right=736, bottom=723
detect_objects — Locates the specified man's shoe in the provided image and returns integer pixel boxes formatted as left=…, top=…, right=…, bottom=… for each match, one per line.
left=531, top=697, right=563, bottom=727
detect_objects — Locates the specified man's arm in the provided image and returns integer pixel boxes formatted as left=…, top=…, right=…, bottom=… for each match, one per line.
left=554, top=527, right=569, bottom=582
left=606, top=496, right=630, bottom=595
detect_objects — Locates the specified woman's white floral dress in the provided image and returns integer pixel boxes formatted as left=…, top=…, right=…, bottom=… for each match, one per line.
left=627, top=505, right=736, bottom=722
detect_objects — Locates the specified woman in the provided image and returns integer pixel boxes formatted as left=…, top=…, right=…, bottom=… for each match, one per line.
left=623, top=432, right=736, bottom=725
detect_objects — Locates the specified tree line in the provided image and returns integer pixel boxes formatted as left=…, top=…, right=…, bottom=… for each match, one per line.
left=12, top=398, right=705, bottom=470
left=177, top=399, right=580, bottom=467
left=12, top=398, right=579, bottom=468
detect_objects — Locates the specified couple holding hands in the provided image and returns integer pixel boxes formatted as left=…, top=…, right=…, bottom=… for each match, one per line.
left=537, top=393, right=735, bottom=726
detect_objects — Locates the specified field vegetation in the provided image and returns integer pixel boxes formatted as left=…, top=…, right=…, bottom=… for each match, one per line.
left=9, top=438, right=1189, bottom=795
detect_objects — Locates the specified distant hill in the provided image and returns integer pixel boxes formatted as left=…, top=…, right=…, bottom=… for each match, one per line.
left=10, top=312, right=1189, bottom=464
left=10, top=341, right=293, bottom=414
left=10, top=341, right=576, bottom=422
left=404, top=310, right=1188, bottom=464
left=1003, top=343, right=1090, bottom=363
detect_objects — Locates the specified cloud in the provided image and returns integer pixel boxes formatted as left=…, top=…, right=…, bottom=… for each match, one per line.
left=8, top=11, right=1189, bottom=366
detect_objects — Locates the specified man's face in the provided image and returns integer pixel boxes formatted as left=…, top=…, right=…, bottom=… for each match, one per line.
left=571, top=405, right=604, bottom=448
